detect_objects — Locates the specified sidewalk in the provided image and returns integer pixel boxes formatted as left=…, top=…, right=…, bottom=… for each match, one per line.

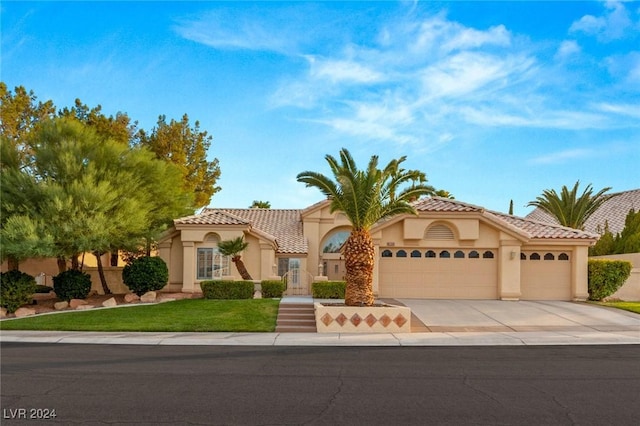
left=1, top=328, right=639, bottom=346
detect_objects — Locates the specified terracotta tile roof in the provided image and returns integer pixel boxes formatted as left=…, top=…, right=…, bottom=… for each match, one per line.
left=486, top=211, right=599, bottom=240
left=412, top=197, right=485, bottom=213
left=174, top=210, right=249, bottom=226
left=207, top=208, right=308, bottom=254
left=525, top=189, right=640, bottom=235
left=410, top=197, right=596, bottom=240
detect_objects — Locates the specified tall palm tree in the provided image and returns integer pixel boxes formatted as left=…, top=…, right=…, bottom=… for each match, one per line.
left=217, top=236, right=253, bottom=280
left=297, top=148, right=434, bottom=306
left=527, top=181, right=612, bottom=230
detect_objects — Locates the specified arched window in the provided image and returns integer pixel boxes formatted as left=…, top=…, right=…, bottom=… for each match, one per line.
left=439, top=250, right=450, bottom=258
left=469, top=251, right=480, bottom=259
left=425, top=224, right=455, bottom=240
left=322, top=230, right=350, bottom=253
left=544, top=253, right=555, bottom=260
left=530, top=253, right=540, bottom=260
left=425, top=250, right=436, bottom=258
left=483, top=251, right=494, bottom=259
left=559, top=253, right=569, bottom=261
left=411, top=250, right=422, bottom=258
left=381, top=249, right=393, bottom=258
left=454, top=250, right=465, bottom=258
left=396, top=250, right=407, bottom=258
left=520, top=253, right=526, bottom=260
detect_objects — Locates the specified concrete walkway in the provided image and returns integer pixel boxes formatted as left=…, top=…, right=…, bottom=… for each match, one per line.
left=1, top=299, right=639, bottom=346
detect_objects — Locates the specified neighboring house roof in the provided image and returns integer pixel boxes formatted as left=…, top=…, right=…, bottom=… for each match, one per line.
left=525, top=188, right=640, bottom=235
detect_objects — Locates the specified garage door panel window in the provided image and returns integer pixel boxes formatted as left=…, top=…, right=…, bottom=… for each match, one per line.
left=522, top=252, right=570, bottom=261
left=411, top=250, right=422, bottom=258
left=439, top=250, right=451, bottom=258
left=454, top=250, right=465, bottom=258
left=381, top=249, right=393, bottom=258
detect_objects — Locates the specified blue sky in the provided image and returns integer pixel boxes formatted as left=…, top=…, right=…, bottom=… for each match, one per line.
left=2, top=1, right=639, bottom=216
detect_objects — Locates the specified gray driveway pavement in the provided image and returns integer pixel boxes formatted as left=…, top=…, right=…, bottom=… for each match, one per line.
left=399, top=299, right=640, bottom=332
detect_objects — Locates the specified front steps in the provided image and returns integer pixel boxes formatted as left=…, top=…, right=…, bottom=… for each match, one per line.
left=276, top=301, right=317, bottom=333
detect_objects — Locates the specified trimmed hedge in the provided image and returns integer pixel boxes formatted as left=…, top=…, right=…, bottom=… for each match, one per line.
left=0, top=270, right=37, bottom=313
left=200, top=280, right=254, bottom=299
left=122, top=256, right=169, bottom=296
left=53, top=269, right=92, bottom=302
left=261, top=280, right=285, bottom=298
left=588, top=259, right=632, bottom=301
left=312, top=281, right=346, bottom=299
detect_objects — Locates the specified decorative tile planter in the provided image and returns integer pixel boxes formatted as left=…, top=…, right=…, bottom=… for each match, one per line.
left=314, top=302, right=411, bottom=333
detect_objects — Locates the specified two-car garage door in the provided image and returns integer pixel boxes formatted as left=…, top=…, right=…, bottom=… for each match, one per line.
left=378, top=248, right=498, bottom=299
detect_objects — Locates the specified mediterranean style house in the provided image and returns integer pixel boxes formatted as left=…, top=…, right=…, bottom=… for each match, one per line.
left=158, top=197, right=598, bottom=301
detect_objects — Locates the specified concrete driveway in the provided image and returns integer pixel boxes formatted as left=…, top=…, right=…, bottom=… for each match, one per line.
left=398, top=299, right=640, bottom=333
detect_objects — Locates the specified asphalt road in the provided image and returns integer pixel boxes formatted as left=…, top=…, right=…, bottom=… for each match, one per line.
left=1, top=343, right=639, bottom=425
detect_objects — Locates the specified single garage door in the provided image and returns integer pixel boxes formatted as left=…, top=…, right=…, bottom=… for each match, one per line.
left=379, top=248, right=498, bottom=299
left=520, top=251, right=571, bottom=300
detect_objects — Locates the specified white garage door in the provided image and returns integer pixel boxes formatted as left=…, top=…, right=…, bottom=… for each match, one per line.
left=379, top=248, right=498, bottom=299
left=520, top=251, right=572, bottom=300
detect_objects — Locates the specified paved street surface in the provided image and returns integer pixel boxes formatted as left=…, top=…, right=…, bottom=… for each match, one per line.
left=2, top=343, right=639, bottom=425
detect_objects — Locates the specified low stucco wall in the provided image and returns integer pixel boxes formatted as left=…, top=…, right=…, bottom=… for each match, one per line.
left=591, top=253, right=640, bottom=301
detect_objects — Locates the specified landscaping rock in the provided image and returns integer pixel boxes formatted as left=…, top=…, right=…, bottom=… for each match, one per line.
left=0, top=308, right=7, bottom=318
left=140, top=291, right=157, bottom=303
left=158, top=297, right=175, bottom=303
left=124, top=293, right=140, bottom=303
left=15, top=307, right=37, bottom=318
left=102, top=297, right=117, bottom=308
left=54, top=301, right=69, bottom=310
left=70, top=299, right=88, bottom=309
left=75, top=304, right=94, bottom=311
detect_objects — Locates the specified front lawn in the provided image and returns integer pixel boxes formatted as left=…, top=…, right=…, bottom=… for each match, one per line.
left=593, top=301, right=640, bottom=315
left=0, top=299, right=279, bottom=332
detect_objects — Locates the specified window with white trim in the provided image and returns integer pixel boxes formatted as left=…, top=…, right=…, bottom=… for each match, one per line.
left=197, top=247, right=229, bottom=280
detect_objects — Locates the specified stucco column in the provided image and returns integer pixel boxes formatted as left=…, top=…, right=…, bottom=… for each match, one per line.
left=182, top=241, right=196, bottom=293
left=158, top=240, right=172, bottom=267
left=499, top=243, right=521, bottom=300
left=372, top=244, right=380, bottom=298
left=572, top=246, right=590, bottom=301
left=259, top=243, right=275, bottom=281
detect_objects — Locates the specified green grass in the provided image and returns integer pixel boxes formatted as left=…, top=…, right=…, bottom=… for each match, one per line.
left=0, top=299, right=280, bottom=332
left=593, top=301, right=640, bottom=315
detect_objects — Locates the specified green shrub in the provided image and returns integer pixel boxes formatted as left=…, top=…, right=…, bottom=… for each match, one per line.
left=53, top=269, right=92, bottom=301
left=261, top=280, right=285, bottom=298
left=312, top=281, right=346, bottom=299
left=200, top=280, right=254, bottom=299
left=588, top=259, right=632, bottom=301
left=35, top=284, right=53, bottom=293
left=0, top=270, right=37, bottom=313
left=122, top=256, right=169, bottom=296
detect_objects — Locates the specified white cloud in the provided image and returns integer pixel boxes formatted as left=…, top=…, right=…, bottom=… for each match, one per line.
left=555, top=40, right=581, bottom=60
left=569, top=1, right=635, bottom=41
left=596, top=102, right=640, bottom=119
left=529, top=148, right=594, bottom=165
left=307, top=56, right=384, bottom=84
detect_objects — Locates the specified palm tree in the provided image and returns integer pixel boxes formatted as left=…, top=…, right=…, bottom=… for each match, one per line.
left=250, top=200, right=271, bottom=208
left=297, top=148, right=434, bottom=306
left=527, top=181, right=612, bottom=230
left=217, top=236, right=253, bottom=280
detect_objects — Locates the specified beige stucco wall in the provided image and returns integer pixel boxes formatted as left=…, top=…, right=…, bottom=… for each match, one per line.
left=592, top=253, right=640, bottom=301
